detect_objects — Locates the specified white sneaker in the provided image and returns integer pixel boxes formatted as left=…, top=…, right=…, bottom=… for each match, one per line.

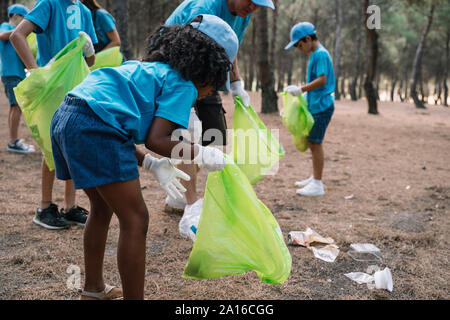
left=179, top=198, right=204, bottom=241
left=295, top=176, right=313, bottom=188
left=296, top=180, right=325, bottom=197
left=164, top=194, right=186, bottom=214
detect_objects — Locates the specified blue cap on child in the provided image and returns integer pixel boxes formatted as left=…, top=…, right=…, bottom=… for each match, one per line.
left=8, top=4, right=29, bottom=17
left=285, top=22, right=316, bottom=50
left=252, top=0, right=275, bottom=10
left=190, top=14, right=239, bottom=63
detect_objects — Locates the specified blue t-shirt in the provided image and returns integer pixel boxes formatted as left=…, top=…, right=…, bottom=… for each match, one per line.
left=93, top=9, right=116, bottom=47
left=165, top=0, right=250, bottom=44
left=0, top=22, right=26, bottom=78
left=26, top=0, right=98, bottom=66
left=69, top=61, right=198, bottom=144
left=306, top=44, right=335, bottom=114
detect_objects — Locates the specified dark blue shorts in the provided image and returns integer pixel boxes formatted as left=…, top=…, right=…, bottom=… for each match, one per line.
left=308, top=105, right=335, bottom=144
left=1, top=76, right=23, bottom=106
left=50, top=96, right=139, bottom=190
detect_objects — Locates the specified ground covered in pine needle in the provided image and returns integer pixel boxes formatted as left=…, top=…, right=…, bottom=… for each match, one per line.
left=0, top=91, right=449, bottom=300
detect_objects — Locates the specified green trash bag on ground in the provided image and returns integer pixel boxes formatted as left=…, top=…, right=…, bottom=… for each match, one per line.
left=89, top=46, right=123, bottom=71
left=231, top=97, right=285, bottom=185
left=183, top=155, right=292, bottom=284
left=281, top=92, right=314, bottom=153
left=14, top=36, right=90, bottom=170
left=26, top=33, right=37, bottom=58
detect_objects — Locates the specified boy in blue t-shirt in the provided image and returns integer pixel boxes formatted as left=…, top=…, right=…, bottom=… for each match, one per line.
left=0, top=4, right=34, bottom=154
left=10, top=0, right=98, bottom=230
left=163, top=0, right=275, bottom=219
left=285, top=22, right=335, bottom=197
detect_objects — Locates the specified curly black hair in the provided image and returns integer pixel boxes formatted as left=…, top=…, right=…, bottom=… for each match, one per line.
left=143, top=20, right=232, bottom=90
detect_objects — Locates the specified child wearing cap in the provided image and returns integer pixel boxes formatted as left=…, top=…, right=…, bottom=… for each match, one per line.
left=11, top=0, right=98, bottom=230
left=0, top=4, right=34, bottom=154
left=284, top=22, right=335, bottom=197
left=164, top=0, right=275, bottom=222
left=50, top=14, right=238, bottom=299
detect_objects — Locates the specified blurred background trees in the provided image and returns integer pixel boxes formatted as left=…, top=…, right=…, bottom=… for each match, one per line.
left=2, top=0, right=449, bottom=112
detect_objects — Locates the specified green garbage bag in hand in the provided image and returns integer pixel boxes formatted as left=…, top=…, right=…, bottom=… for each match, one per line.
left=281, top=92, right=314, bottom=153
left=231, top=97, right=285, bottom=185
left=89, top=46, right=123, bottom=71
left=183, top=155, right=292, bottom=285
left=14, top=36, right=91, bottom=170
left=26, top=33, right=38, bottom=58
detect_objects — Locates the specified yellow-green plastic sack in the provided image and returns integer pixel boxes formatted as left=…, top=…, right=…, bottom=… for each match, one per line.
left=89, top=46, right=123, bottom=71
left=281, top=92, right=314, bottom=153
left=14, top=36, right=90, bottom=170
left=26, top=33, right=38, bottom=58
left=183, top=155, right=292, bottom=284
left=231, top=97, right=285, bottom=185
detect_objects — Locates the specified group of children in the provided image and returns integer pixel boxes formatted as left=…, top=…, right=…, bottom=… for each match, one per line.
left=1, top=0, right=335, bottom=300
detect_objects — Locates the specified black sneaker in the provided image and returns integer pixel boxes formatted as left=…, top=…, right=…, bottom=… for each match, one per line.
left=33, top=204, right=70, bottom=230
left=61, top=206, right=89, bottom=226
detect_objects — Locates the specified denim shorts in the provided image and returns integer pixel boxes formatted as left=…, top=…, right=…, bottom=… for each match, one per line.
left=50, top=96, right=139, bottom=190
left=308, top=105, right=335, bottom=144
left=1, top=76, right=23, bottom=106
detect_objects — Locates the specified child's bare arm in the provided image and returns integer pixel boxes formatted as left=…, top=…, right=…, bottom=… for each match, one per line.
left=10, top=19, right=38, bottom=70
left=302, top=75, right=327, bottom=92
left=0, top=30, right=13, bottom=41
left=145, top=116, right=195, bottom=160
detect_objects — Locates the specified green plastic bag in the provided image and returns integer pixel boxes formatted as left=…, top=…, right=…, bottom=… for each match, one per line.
left=89, top=46, right=123, bottom=71
left=281, top=92, right=314, bottom=153
left=26, top=33, right=38, bottom=58
left=14, top=36, right=90, bottom=170
left=231, top=97, right=285, bottom=185
left=183, top=155, right=292, bottom=284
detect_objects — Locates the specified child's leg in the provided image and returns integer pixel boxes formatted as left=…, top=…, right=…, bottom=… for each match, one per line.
left=8, top=105, right=21, bottom=143
left=64, top=180, right=76, bottom=210
left=308, top=142, right=324, bottom=180
left=82, top=187, right=119, bottom=298
left=41, top=158, right=55, bottom=209
left=96, top=178, right=149, bottom=300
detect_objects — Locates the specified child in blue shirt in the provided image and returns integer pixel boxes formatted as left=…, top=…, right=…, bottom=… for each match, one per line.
left=285, top=22, right=335, bottom=197
left=10, top=0, right=98, bottom=230
left=50, top=15, right=238, bottom=300
left=163, top=0, right=275, bottom=219
left=80, top=0, right=121, bottom=52
left=0, top=4, right=35, bottom=154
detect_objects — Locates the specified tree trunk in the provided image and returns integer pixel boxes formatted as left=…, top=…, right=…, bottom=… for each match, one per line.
left=363, top=0, right=379, bottom=115
left=391, top=79, right=397, bottom=102
left=410, top=4, right=435, bottom=109
left=257, top=7, right=277, bottom=113
left=247, top=20, right=257, bottom=92
left=334, top=0, right=343, bottom=100
left=444, top=30, right=449, bottom=107
left=350, top=3, right=362, bottom=101
left=112, top=0, right=133, bottom=60
left=0, top=0, right=8, bottom=22
left=398, top=79, right=404, bottom=102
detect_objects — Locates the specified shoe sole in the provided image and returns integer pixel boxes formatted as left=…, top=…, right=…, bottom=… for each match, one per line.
left=32, top=217, right=70, bottom=230
left=61, top=218, right=85, bottom=227
left=163, top=203, right=185, bottom=215
left=296, top=191, right=325, bottom=197
left=7, top=148, right=35, bottom=154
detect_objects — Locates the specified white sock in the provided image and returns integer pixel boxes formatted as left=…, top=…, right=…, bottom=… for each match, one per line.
left=312, top=179, right=323, bottom=187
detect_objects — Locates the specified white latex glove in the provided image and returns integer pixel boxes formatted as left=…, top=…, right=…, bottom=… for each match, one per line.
left=78, top=31, right=95, bottom=58
left=231, top=80, right=250, bottom=107
left=143, top=154, right=191, bottom=200
left=193, top=144, right=226, bottom=173
left=285, top=85, right=303, bottom=97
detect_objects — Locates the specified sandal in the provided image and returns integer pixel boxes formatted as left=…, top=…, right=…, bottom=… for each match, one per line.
left=80, top=284, right=123, bottom=300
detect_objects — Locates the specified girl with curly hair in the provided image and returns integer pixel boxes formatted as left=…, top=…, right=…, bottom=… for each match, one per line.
left=50, top=15, right=238, bottom=300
